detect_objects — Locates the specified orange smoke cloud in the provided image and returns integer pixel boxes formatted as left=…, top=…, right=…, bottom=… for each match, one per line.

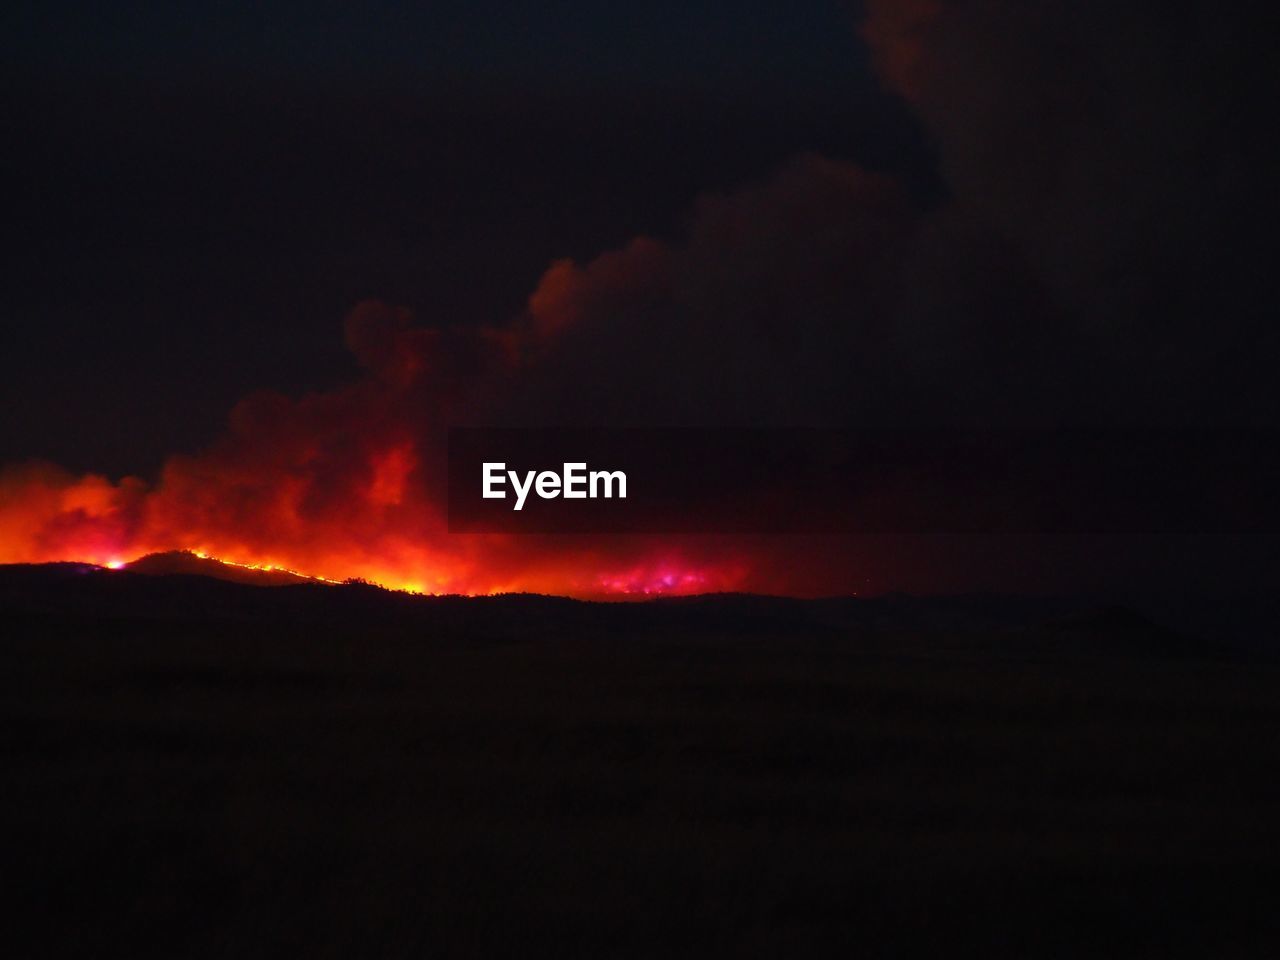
left=0, top=152, right=919, bottom=598
left=5, top=2, right=1264, bottom=601
left=0, top=462, right=146, bottom=568
left=0, top=291, right=766, bottom=597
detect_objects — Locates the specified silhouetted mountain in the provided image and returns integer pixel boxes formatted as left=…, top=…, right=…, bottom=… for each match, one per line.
left=125, top=550, right=317, bottom=586
left=0, top=561, right=1230, bottom=660
left=4, top=560, right=1278, bottom=958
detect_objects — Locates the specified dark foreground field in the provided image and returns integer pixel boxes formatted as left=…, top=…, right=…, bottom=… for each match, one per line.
left=4, top=566, right=1279, bottom=957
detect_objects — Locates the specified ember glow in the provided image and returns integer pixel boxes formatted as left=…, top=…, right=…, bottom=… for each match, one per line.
left=592, top=561, right=742, bottom=597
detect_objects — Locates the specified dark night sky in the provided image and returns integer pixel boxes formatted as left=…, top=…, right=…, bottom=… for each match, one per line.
left=2, top=1, right=935, bottom=475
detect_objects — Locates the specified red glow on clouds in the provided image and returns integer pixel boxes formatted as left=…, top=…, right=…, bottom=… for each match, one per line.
left=0, top=159, right=896, bottom=600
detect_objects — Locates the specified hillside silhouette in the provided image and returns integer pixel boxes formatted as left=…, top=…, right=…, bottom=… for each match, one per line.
left=124, top=550, right=320, bottom=586
left=3, top=562, right=1277, bottom=957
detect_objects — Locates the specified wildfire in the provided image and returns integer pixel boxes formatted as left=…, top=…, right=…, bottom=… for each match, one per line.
left=93, top=548, right=732, bottom=599
left=0, top=304, right=764, bottom=600
left=593, top=565, right=715, bottom=596
left=187, top=550, right=345, bottom=586
left=0, top=457, right=761, bottom=599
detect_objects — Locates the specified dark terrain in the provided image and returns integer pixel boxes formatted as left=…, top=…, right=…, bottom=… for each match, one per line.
left=3, top=564, right=1279, bottom=957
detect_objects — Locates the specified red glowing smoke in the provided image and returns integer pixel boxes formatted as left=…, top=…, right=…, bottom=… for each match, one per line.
left=0, top=156, right=907, bottom=598
left=0, top=307, right=752, bottom=596
left=0, top=288, right=770, bottom=597
left=6, top=1, right=1258, bottom=599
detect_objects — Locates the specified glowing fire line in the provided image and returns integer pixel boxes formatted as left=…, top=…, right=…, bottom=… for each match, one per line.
left=186, top=550, right=346, bottom=586
left=119, top=549, right=577, bottom=598
left=87, top=548, right=733, bottom=600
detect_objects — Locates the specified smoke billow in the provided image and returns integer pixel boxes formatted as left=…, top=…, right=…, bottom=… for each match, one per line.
left=1, top=0, right=1274, bottom=595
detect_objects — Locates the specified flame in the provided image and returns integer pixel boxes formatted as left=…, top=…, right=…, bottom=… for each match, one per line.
left=0, top=448, right=762, bottom=599
left=0, top=452, right=866, bottom=599
left=0, top=299, right=841, bottom=600
left=187, top=549, right=345, bottom=585
left=77, top=546, right=740, bottom=599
